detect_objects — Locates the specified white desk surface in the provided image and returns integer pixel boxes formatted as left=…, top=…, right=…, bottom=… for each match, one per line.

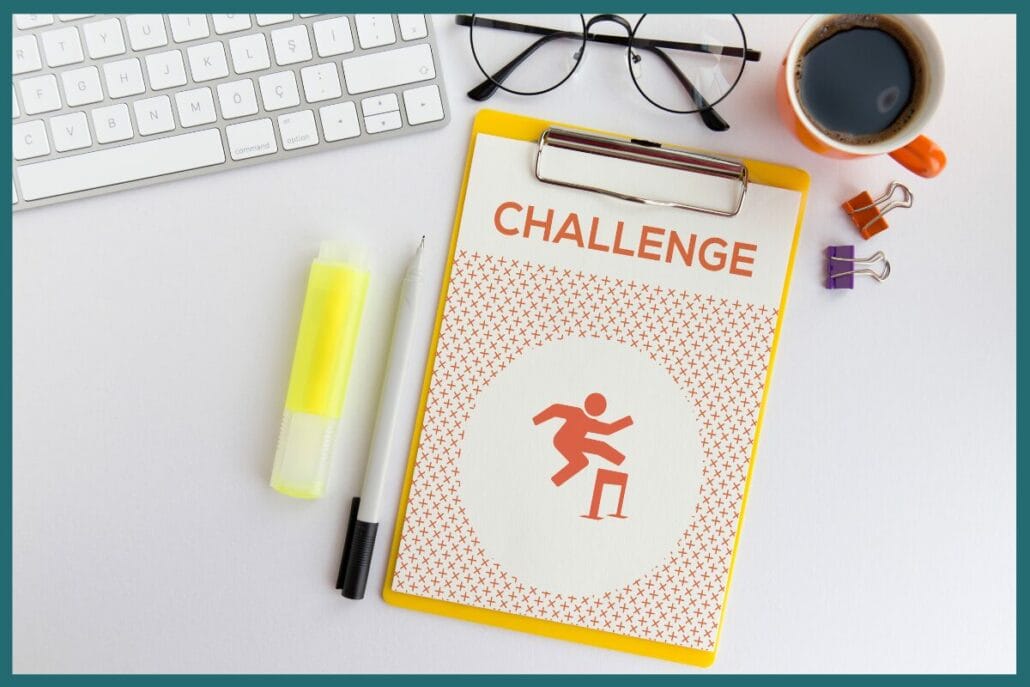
left=13, top=14, right=1015, bottom=674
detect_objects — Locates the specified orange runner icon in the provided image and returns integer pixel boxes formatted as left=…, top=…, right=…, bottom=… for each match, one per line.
left=533, top=393, right=634, bottom=520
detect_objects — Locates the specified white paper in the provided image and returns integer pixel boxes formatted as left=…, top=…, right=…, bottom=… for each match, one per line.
left=393, top=133, right=802, bottom=653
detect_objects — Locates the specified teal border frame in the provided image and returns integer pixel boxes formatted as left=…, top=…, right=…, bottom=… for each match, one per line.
left=5, top=5, right=1022, bottom=680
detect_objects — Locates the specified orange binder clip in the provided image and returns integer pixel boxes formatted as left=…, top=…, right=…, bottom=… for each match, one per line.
left=842, top=181, right=913, bottom=239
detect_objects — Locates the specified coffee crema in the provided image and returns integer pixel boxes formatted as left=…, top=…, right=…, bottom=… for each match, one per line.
left=795, top=15, right=928, bottom=145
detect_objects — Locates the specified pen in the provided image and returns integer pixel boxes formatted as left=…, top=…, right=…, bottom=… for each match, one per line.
left=337, top=236, right=425, bottom=599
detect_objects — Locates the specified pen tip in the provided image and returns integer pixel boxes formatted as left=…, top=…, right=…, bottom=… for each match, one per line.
left=420, top=235, right=425, bottom=247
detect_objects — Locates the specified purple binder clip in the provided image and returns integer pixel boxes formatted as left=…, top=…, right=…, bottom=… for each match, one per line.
left=825, top=245, right=891, bottom=289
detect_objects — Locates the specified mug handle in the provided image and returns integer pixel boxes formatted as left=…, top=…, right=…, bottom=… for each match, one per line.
left=889, top=135, right=947, bottom=178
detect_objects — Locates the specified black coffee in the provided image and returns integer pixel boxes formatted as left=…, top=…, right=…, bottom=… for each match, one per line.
left=796, top=15, right=925, bottom=144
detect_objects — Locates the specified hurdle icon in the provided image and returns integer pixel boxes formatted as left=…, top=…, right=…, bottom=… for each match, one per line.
left=532, top=393, right=633, bottom=520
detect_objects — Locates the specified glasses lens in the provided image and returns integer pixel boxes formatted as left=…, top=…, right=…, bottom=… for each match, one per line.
left=470, top=15, right=586, bottom=95
left=629, top=14, right=747, bottom=113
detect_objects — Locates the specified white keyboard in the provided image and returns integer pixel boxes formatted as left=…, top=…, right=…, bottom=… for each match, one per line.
left=11, top=14, right=449, bottom=210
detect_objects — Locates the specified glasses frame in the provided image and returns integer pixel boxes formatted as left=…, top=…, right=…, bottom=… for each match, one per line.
left=459, top=14, right=759, bottom=131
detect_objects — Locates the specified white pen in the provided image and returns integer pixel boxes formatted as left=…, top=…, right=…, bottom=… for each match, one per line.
left=337, top=236, right=425, bottom=599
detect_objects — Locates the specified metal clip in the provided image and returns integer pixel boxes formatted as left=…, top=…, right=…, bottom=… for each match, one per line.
left=842, top=181, right=913, bottom=239
left=534, top=127, right=749, bottom=217
left=826, top=245, right=891, bottom=289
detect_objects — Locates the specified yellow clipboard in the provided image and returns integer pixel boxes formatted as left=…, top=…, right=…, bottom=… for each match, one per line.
left=383, top=109, right=809, bottom=667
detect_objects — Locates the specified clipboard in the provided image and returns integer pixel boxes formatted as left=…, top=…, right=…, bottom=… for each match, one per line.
left=384, top=109, right=809, bottom=667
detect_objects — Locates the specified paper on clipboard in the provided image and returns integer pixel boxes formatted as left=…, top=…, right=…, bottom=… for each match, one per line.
left=460, top=133, right=800, bottom=305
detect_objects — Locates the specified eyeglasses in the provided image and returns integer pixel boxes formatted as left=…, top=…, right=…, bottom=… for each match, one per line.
left=457, top=14, right=761, bottom=132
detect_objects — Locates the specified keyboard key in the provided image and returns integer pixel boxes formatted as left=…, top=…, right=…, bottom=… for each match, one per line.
left=217, top=79, right=258, bottom=119
left=355, top=15, right=396, bottom=49
left=103, top=58, right=146, bottom=98
left=58, top=15, right=94, bottom=22
left=17, top=129, right=226, bottom=201
left=40, top=27, right=85, bottom=67
left=125, top=15, right=168, bottom=51
left=229, top=34, right=270, bottom=74
left=134, top=95, right=175, bottom=135
left=82, top=18, right=126, bottom=59
left=19, top=75, right=62, bottom=114
left=277, top=110, right=318, bottom=150
left=13, top=120, right=50, bottom=160
left=342, top=44, right=435, bottom=94
left=187, top=42, right=229, bottom=82
left=312, top=17, right=354, bottom=57
left=300, top=63, right=341, bottom=103
left=403, top=84, right=444, bottom=125
left=319, top=101, right=360, bottom=141
left=212, top=14, right=251, bottom=35
left=168, top=14, right=209, bottom=43
left=225, top=118, right=277, bottom=160
left=61, top=66, right=103, bottom=106
left=398, top=15, right=428, bottom=41
left=175, top=87, right=217, bottom=127
left=50, top=112, right=92, bottom=152
left=15, top=15, right=54, bottom=30
left=271, top=25, right=312, bottom=65
left=13, top=35, right=43, bottom=75
left=13, top=87, right=19, bottom=118
left=145, top=50, right=187, bottom=90
left=92, top=103, right=134, bottom=143
left=258, top=71, right=300, bottom=111
left=364, top=111, right=402, bottom=134
left=257, top=14, right=293, bottom=26
left=361, top=93, right=398, bottom=117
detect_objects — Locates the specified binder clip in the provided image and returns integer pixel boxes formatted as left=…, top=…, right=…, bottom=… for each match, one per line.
left=825, top=245, right=891, bottom=289
left=842, top=181, right=913, bottom=239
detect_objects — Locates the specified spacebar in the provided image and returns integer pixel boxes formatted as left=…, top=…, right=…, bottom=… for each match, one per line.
left=18, top=129, right=226, bottom=201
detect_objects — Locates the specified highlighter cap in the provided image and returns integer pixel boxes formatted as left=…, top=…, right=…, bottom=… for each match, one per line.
left=270, top=241, right=370, bottom=499
left=271, top=410, right=337, bottom=499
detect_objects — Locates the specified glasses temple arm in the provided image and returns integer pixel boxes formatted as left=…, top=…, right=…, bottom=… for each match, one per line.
left=466, top=31, right=579, bottom=101
left=618, top=34, right=759, bottom=62
left=645, top=46, right=729, bottom=131
left=455, top=15, right=761, bottom=62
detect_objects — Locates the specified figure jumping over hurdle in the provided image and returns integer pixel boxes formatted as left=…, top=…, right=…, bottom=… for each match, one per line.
left=532, top=393, right=634, bottom=520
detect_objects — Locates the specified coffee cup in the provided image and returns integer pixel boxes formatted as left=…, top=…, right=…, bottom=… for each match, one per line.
left=776, top=14, right=946, bottom=178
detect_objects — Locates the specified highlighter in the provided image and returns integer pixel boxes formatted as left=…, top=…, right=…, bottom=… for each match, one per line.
left=271, top=241, right=369, bottom=499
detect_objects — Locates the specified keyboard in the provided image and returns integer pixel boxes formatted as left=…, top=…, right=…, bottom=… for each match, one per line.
left=11, top=14, right=449, bottom=211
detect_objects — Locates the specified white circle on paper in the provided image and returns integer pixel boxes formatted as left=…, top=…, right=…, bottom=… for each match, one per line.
left=459, top=337, right=703, bottom=596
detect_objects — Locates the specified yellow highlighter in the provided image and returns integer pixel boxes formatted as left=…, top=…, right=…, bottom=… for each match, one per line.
left=271, top=241, right=369, bottom=499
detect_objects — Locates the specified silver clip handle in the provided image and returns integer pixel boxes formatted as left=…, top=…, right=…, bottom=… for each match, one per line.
left=534, top=127, right=749, bottom=217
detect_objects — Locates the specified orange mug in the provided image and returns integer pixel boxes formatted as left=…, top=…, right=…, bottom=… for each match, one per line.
left=776, top=14, right=946, bottom=178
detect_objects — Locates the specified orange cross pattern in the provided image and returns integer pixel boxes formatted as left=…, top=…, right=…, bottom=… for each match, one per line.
left=393, top=251, right=777, bottom=652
